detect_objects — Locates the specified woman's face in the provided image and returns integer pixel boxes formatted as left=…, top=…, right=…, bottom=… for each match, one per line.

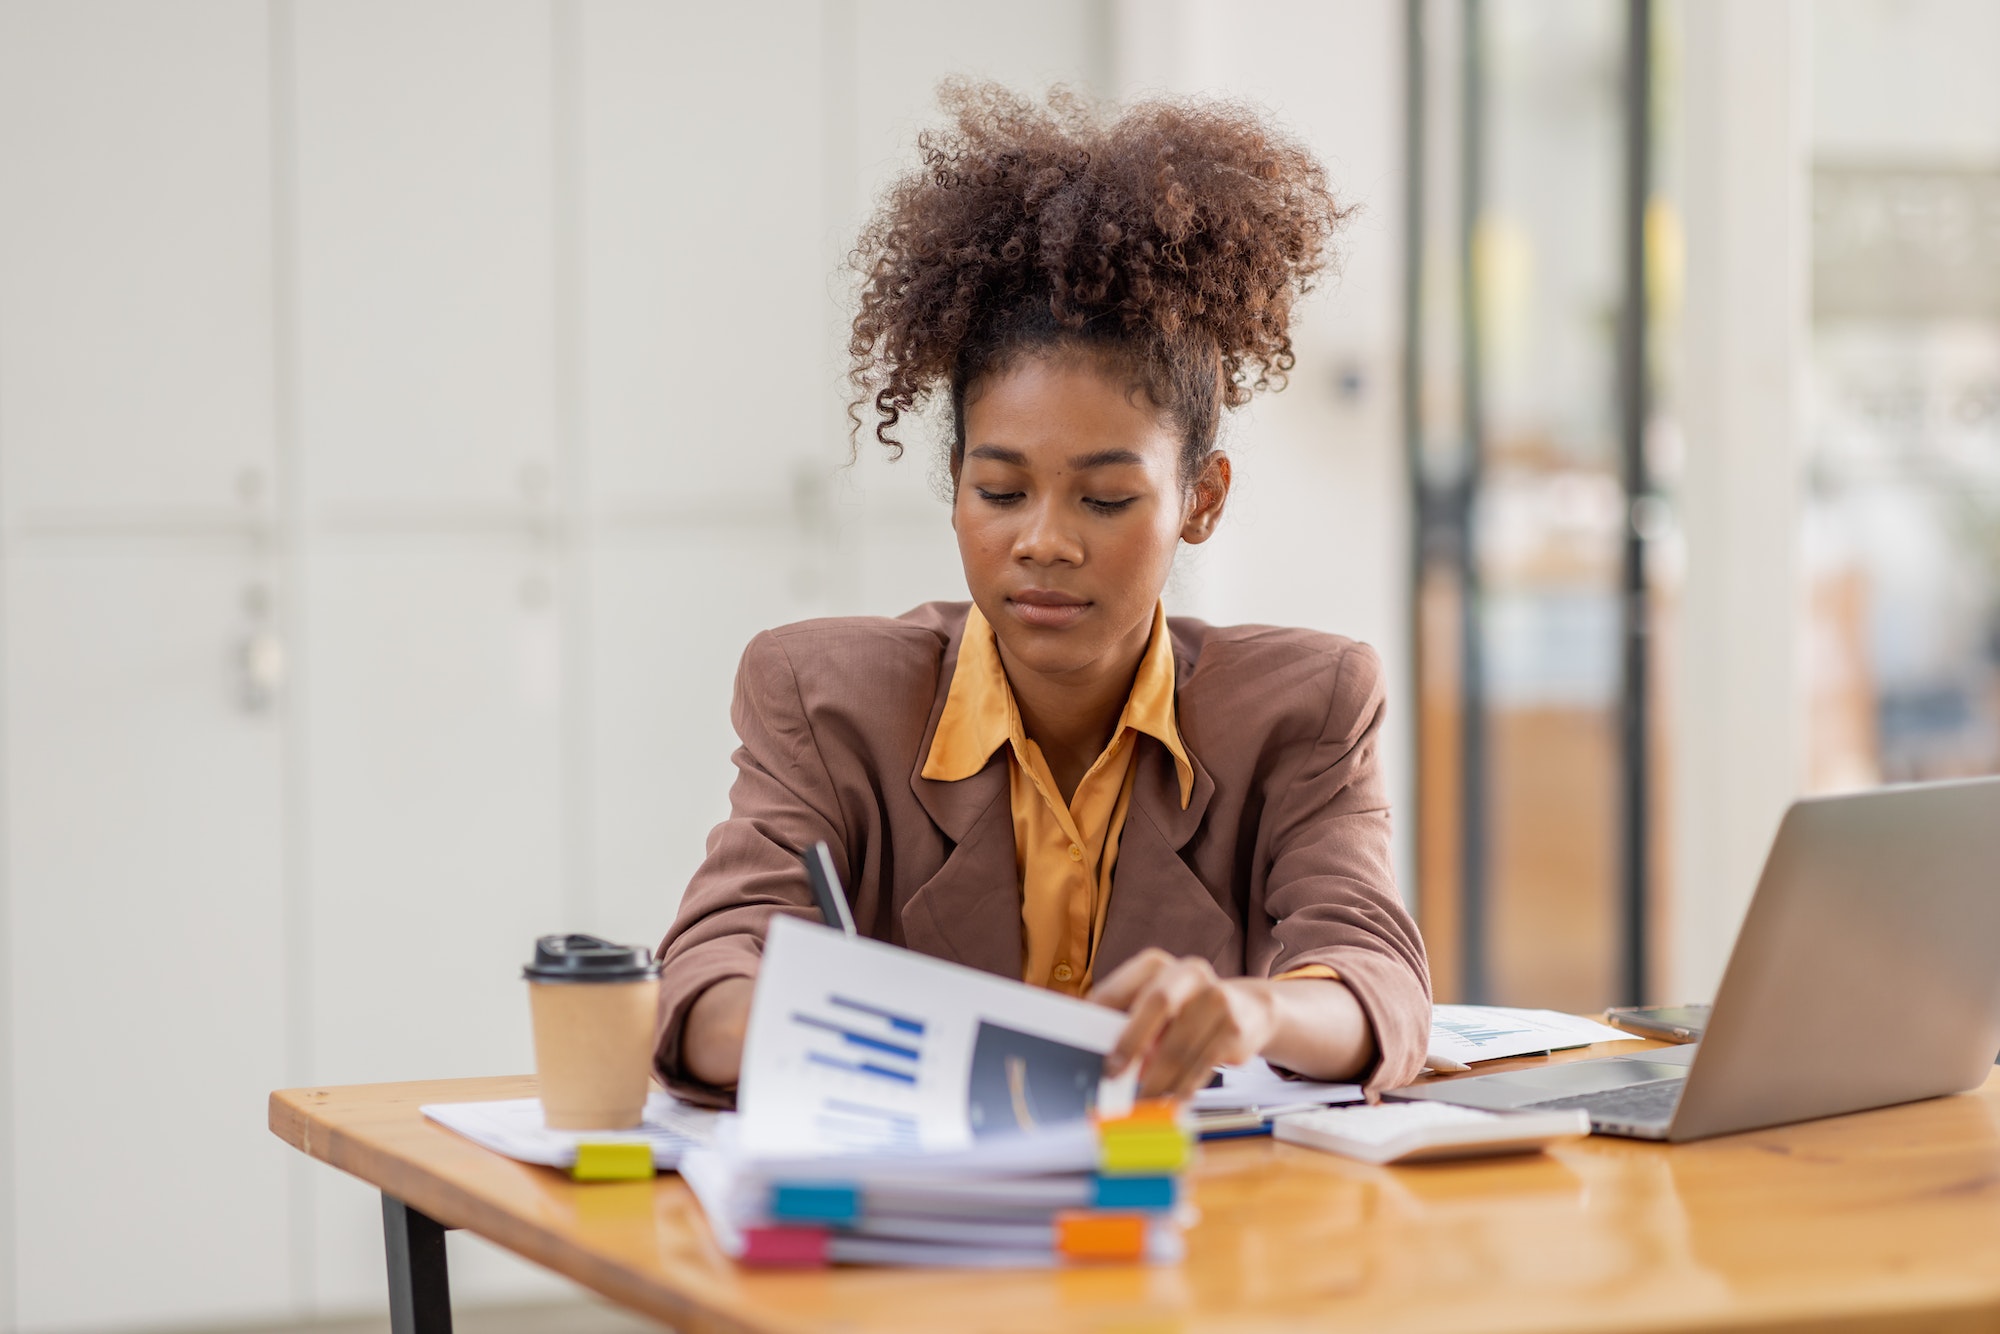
left=952, top=355, right=1228, bottom=684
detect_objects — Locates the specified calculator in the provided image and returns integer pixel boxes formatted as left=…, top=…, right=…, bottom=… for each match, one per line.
left=1272, top=1101, right=1590, bottom=1164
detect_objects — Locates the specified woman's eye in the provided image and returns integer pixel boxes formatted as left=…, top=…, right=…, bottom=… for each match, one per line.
left=1084, top=497, right=1138, bottom=515
left=974, top=487, right=1023, bottom=505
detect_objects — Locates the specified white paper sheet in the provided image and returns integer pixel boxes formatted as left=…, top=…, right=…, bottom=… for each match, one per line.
left=736, top=916, right=1139, bottom=1156
left=1192, top=1057, right=1363, bottom=1111
left=422, top=1091, right=719, bottom=1169
left=1426, top=1005, right=1639, bottom=1067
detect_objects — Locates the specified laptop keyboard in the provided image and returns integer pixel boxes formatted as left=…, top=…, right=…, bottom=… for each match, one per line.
left=1522, top=1079, right=1684, bottom=1125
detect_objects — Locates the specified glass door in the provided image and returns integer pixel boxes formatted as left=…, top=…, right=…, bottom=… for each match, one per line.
left=1405, top=0, right=1676, bottom=1008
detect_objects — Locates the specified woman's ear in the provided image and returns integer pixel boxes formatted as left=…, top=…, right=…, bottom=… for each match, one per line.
left=1179, top=452, right=1232, bottom=545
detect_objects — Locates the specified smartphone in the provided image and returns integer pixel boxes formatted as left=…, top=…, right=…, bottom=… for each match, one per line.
left=1604, top=1004, right=1710, bottom=1042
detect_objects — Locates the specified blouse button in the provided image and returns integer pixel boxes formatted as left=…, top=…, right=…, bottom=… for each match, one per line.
left=1053, top=962, right=1075, bottom=982
left=1068, top=843, right=1083, bottom=861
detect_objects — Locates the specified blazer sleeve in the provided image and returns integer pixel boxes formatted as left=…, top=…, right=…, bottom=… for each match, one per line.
left=1260, top=642, right=1433, bottom=1094
left=652, top=630, right=849, bottom=1106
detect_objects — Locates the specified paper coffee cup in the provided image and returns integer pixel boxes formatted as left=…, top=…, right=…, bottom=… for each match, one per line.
left=524, top=934, right=663, bottom=1131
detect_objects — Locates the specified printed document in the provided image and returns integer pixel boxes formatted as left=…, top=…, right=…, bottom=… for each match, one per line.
left=737, top=916, right=1139, bottom=1156
left=1193, top=1057, right=1361, bottom=1111
left=1428, top=1005, right=1638, bottom=1067
left=422, top=1091, right=718, bottom=1169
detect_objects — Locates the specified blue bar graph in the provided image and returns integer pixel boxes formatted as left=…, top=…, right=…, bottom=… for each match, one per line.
left=790, top=1013, right=921, bottom=1061
left=806, top=1050, right=918, bottom=1085
left=828, top=994, right=926, bottom=1035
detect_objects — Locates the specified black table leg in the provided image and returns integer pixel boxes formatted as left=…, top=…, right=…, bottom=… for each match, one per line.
left=382, top=1193, right=453, bottom=1334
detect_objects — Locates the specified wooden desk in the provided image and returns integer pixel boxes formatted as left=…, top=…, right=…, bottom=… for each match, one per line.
left=271, top=1040, right=2000, bottom=1334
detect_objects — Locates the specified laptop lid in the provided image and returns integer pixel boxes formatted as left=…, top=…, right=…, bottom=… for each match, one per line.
left=1669, top=776, right=2000, bottom=1142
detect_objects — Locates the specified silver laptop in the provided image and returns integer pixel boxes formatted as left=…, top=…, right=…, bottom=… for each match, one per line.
left=1394, top=776, right=2000, bottom=1141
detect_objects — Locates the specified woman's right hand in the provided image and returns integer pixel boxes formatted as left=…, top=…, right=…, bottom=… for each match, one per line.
left=683, top=976, right=756, bottom=1089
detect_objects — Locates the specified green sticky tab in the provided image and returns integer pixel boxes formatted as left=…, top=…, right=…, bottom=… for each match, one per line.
left=570, top=1141, right=656, bottom=1182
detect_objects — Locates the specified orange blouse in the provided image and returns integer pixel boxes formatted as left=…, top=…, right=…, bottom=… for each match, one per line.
left=921, top=602, right=1336, bottom=996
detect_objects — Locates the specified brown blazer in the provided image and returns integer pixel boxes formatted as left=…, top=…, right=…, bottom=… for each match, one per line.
left=654, top=601, right=1431, bottom=1103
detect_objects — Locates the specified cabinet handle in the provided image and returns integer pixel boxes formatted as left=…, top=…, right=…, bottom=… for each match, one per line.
left=237, top=629, right=286, bottom=713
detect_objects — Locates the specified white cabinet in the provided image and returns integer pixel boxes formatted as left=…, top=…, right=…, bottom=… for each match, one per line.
left=303, top=543, right=562, bottom=1084
left=585, top=532, right=820, bottom=949
left=0, top=2, right=1117, bottom=1329
left=0, top=0, right=275, bottom=523
left=845, top=510, right=970, bottom=619
left=293, top=0, right=556, bottom=518
left=580, top=0, right=828, bottom=514
left=300, top=542, right=567, bottom=1311
left=829, top=0, right=1108, bottom=598
left=2, top=549, right=292, bottom=1332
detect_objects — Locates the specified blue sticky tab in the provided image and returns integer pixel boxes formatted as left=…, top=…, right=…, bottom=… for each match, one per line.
left=1092, top=1174, right=1176, bottom=1210
left=770, top=1183, right=861, bottom=1223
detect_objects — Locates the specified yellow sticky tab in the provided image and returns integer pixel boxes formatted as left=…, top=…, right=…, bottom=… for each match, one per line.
left=1098, top=1128, right=1192, bottom=1174
left=570, top=1142, right=655, bottom=1182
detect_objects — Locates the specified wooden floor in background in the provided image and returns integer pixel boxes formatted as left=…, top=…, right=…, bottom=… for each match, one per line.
left=1486, top=706, right=1619, bottom=1011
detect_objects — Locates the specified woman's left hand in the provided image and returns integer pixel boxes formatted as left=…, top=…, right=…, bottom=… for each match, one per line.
left=1090, top=948, right=1280, bottom=1099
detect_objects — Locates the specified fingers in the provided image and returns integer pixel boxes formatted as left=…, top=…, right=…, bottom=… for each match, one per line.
left=1141, top=985, right=1233, bottom=1100
left=1104, top=956, right=1208, bottom=1079
left=1097, top=961, right=1282, bottom=1099
left=1094, top=949, right=1170, bottom=1078
left=1089, top=947, right=1171, bottom=1011
left=1098, top=954, right=1227, bottom=1085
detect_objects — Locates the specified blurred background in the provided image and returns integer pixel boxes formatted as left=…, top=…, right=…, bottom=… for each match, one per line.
left=0, top=0, right=1991, bottom=1330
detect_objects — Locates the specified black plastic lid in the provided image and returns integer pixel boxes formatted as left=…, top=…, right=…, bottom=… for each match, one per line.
left=522, top=933, right=661, bottom=982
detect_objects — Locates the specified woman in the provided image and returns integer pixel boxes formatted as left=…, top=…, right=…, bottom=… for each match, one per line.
left=654, top=85, right=1429, bottom=1106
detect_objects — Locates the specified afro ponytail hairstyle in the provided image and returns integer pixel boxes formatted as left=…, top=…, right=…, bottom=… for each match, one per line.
left=847, top=82, right=1349, bottom=481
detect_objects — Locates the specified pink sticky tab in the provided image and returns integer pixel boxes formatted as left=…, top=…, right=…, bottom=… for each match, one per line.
left=739, top=1226, right=830, bottom=1268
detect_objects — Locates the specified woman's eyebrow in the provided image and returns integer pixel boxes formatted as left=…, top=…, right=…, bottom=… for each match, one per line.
left=964, top=444, right=1146, bottom=469
left=1068, top=448, right=1146, bottom=470
left=966, top=444, right=1028, bottom=465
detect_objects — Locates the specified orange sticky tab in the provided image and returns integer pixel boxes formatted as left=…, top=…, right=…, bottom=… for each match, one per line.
left=1098, top=1099, right=1180, bottom=1130
left=1055, top=1211, right=1148, bottom=1262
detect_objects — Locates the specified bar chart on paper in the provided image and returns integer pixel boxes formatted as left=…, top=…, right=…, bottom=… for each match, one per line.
left=1426, top=1005, right=1638, bottom=1067
left=736, top=918, right=1137, bottom=1156
left=789, top=995, right=929, bottom=1151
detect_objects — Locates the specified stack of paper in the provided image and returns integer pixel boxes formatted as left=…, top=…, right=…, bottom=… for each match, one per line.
left=683, top=916, right=1194, bottom=1267
left=1190, top=1058, right=1362, bottom=1138
left=682, top=1100, right=1194, bottom=1267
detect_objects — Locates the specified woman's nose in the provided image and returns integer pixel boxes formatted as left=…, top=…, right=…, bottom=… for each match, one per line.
left=1012, top=498, right=1083, bottom=566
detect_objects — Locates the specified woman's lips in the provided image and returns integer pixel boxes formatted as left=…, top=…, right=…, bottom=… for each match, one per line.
left=1007, top=592, right=1091, bottom=629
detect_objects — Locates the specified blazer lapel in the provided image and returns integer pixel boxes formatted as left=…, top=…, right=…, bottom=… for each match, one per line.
left=1098, top=633, right=1227, bottom=974
left=1095, top=734, right=1235, bottom=976
left=903, top=616, right=1022, bottom=978
left=899, top=760, right=1022, bottom=979
left=899, top=608, right=1227, bottom=982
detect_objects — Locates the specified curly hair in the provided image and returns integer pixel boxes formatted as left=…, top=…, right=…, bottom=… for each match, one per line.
left=848, top=82, right=1349, bottom=481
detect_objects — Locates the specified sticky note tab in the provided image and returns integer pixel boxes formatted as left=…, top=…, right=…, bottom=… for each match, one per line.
left=570, top=1141, right=655, bottom=1182
left=1092, top=1174, right=1177, bottom=1210
left=1098, top=1099, right=1181, bottom=1129
left=1055, top=1211, right=1148, bottom=1262
left=770, top=1183, right=860, bottom=1224
left=741, top=1226, right=830, bottom=1267
left=1098, top=1127, right=1192, bottom=1174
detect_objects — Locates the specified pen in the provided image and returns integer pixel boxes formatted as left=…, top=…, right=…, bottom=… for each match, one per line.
left=801, top=841, right=857, bottom=936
